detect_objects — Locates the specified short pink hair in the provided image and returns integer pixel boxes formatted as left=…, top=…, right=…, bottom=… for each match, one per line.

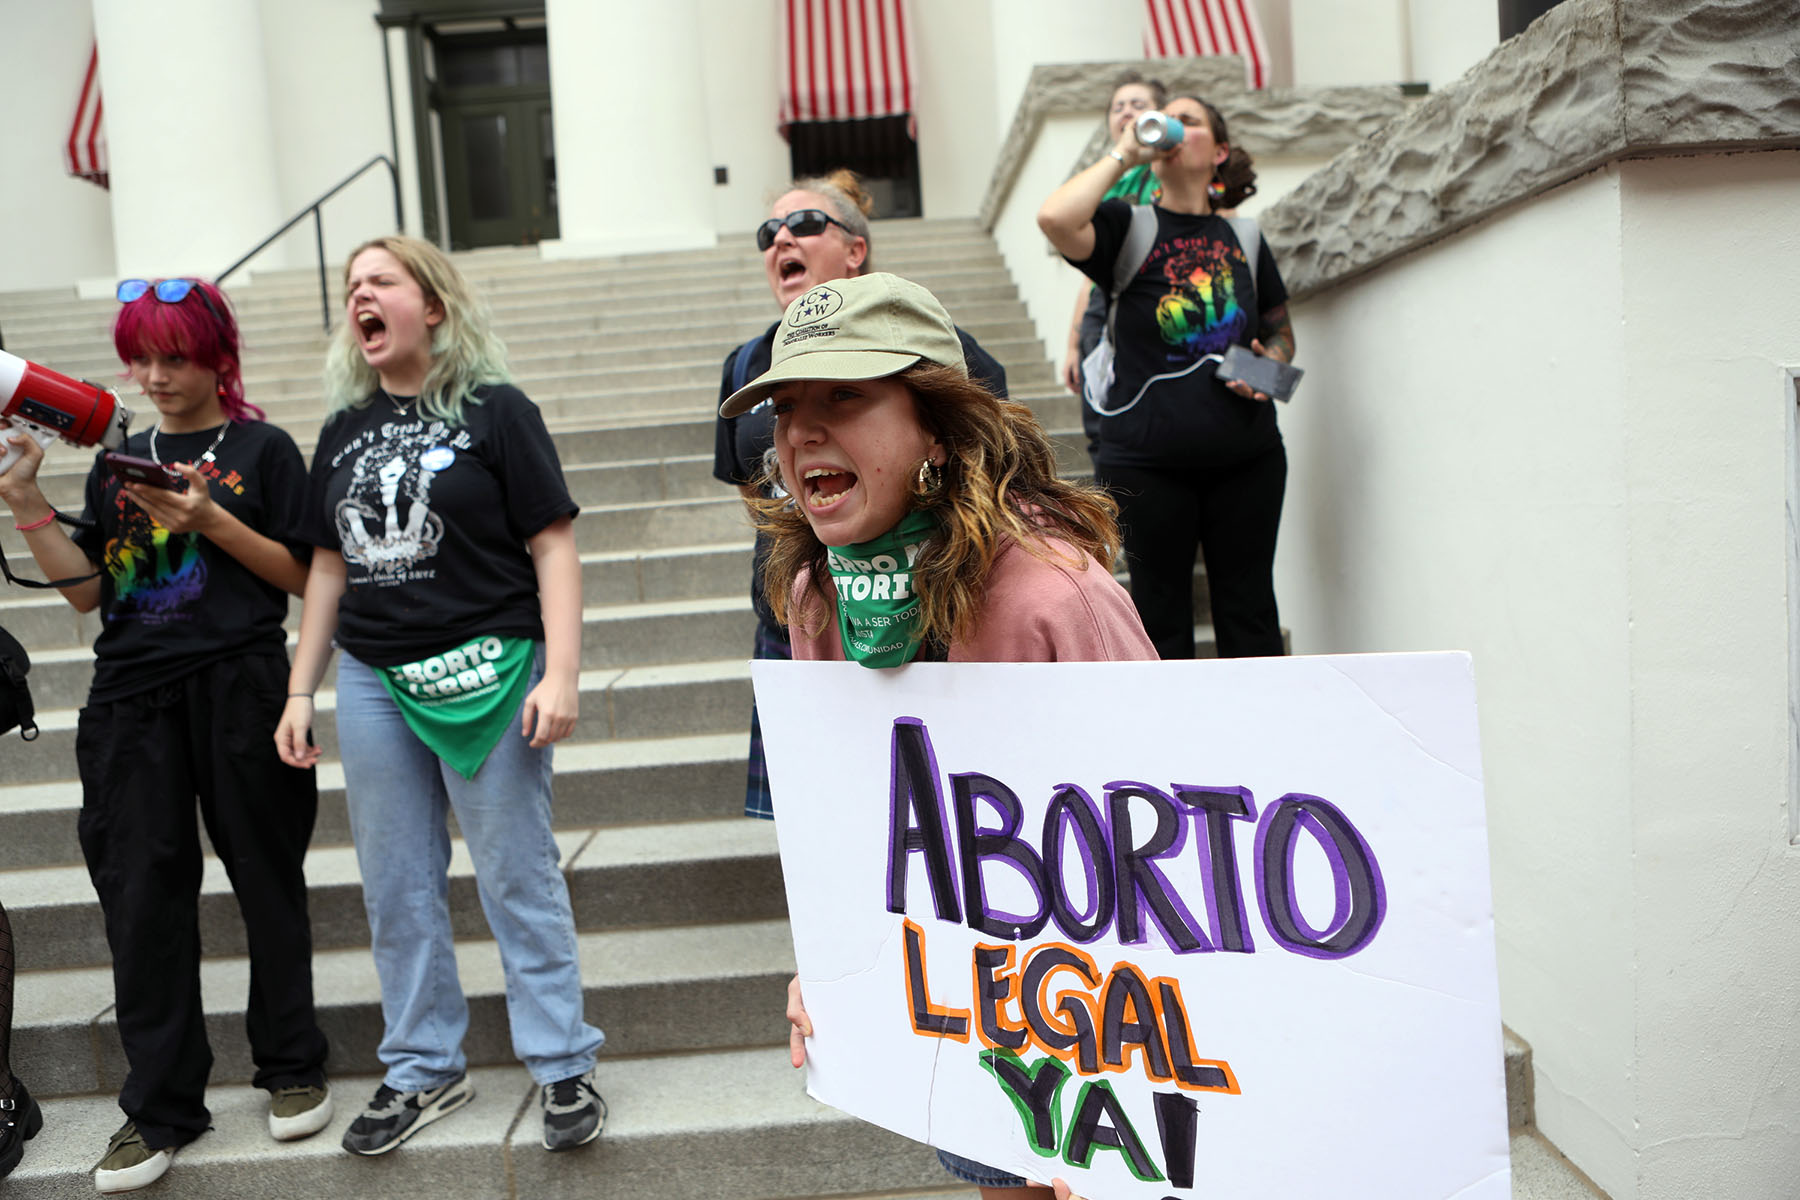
left=112, top=279, right=264, bottom=422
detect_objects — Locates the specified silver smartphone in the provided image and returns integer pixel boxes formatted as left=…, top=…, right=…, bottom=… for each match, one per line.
left=1216, top=344, right=1303, bottom=402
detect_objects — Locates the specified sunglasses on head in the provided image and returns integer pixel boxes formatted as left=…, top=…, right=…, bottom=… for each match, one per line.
left=755, top=209, right=854, bottom=252
left=117, top=277, right=226, bottom=326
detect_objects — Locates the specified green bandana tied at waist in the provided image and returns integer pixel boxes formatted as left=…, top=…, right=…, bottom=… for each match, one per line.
left=825, top=510, right=939, bottom=668
left=377, top=634, right=535, bottom=779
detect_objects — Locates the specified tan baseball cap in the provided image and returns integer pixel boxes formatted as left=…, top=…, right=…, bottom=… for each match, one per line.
left=718, top=272, right=968, bottom=418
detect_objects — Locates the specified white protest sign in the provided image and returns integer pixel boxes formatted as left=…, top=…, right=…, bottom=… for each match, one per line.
left=756, top=652, right=1510, bottom=1199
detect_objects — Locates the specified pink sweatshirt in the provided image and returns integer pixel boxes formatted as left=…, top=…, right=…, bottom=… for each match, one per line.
left=789, top=536, right=1156, bottom=664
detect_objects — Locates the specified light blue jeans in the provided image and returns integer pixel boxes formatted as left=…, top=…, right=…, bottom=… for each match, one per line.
left=335, top=647, right=604, bottom=1090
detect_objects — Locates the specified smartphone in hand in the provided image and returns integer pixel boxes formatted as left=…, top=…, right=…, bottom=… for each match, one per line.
left=1216, top=343, right=1303, bottom=402
left=104, top=452, right=185, bottom=491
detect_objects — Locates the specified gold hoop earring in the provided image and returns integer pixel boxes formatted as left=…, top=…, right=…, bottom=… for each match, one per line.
left=914, top=458, right=944, bottom=498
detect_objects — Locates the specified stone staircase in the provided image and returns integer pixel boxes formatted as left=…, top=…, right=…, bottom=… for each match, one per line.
left=0, top=221, right=1595, bottom=1198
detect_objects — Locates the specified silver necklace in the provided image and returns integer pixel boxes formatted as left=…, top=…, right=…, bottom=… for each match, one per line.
left=387, top=391, right=413, bottom=415
left=149, top=421, right=228, bottom=468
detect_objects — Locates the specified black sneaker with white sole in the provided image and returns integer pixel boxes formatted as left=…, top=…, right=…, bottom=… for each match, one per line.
left=341, top=1074, right=474, bottom=1156
left=540, top=1067, right=606, bottom=1151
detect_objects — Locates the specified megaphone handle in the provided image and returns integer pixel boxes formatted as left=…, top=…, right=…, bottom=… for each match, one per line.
left=0, top=421, right=60, bottom=478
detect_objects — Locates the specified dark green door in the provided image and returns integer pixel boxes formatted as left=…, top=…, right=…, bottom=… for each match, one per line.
left=435, top=34, right=558, bottom=248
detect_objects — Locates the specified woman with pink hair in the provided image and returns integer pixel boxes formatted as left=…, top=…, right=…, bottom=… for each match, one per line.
left=0, top=278, right=329, bottom=1193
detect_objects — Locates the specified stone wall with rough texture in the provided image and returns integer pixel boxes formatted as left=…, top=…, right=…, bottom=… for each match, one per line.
left=1264, top=0, right=1800, bottom=298
left=977, top=57, right=1406, bottom=227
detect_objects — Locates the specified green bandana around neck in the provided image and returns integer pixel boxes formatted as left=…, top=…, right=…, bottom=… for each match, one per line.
left=824, top=509, right=939, bottom=668
left=376, top=634, right=536, bottom=779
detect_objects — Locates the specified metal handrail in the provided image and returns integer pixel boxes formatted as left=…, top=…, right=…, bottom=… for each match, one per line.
left=214, top=155, right=403, bottom=332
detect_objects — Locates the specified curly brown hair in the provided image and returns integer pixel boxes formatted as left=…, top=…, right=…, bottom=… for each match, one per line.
left=751, top=364, right=1122, bottom=647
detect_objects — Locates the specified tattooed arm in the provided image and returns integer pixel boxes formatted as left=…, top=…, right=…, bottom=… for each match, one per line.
left=1256, top=303, right=1295, bottom=364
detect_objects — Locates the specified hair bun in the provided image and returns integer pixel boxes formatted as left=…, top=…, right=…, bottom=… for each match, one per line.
left=822, top=168, right=876, bottom=217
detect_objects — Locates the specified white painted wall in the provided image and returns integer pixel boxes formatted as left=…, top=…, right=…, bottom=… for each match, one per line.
left=0, top=0, right=116, bottom=294
left=990, top=113, right=1111, bottom=379
left=1273, top=169, right=1640, bottom=1191
left=94, top=0, right=287, bottom=282
left=1408, top=0, right=1499, bottom=88
left=984, top=0, right=1140, bottom=145
left=910, top=0, right=1000, bottom=220
left=1614, top=150, right=1800, bottom=1200
left=254, top=0, right=396, bottom=278
left=1270, top=150, right=1800, bottom=1200
left=697, top=0, right=793, bottom=236
left=541, top=0, right=719, bottom=258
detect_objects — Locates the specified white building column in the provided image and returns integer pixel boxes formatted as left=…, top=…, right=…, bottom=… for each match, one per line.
left=92, top=0, right=284, bottom=280
left=540, top=0, right=718, bottom=259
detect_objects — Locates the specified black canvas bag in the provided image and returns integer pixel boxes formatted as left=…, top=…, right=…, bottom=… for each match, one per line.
left=0, top=624, right=38, bottom=741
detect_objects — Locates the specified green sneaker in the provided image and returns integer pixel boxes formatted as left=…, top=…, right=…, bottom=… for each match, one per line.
left=93, top=1122, right=173, bottom=1194
left=269, top=1083, right=334, bottom=1141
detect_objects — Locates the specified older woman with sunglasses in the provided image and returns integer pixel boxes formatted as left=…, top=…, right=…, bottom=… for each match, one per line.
left=714, top=169, right=1007, bottom=820
left=0, top=277, right=329, bottom=1193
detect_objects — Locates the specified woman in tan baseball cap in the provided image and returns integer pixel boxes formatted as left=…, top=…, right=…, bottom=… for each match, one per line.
left=731, top=272, right=1155, bottom=1196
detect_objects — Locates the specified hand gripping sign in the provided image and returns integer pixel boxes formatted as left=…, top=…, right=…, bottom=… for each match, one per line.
left=756, top=653, right=1510, bottom=1199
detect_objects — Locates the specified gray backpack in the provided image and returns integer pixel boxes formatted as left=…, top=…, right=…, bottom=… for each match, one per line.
left=1081, top=206, right=1261, bottom=417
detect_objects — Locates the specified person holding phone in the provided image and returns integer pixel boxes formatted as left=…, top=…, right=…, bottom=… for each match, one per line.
left=1039, top=95, right=1297, bottom=661
left=275, top=236, right=604, bottom=1158
left=728, top=272, right=1155, bottom=1198
left=0, top=277, right=329, bottom=1193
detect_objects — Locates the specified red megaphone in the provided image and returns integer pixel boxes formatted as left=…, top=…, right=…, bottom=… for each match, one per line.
left=0, top=349, right=133, bottom=476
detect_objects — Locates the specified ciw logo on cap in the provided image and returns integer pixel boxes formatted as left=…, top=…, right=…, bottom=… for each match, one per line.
left=718, top=273, right=968, bottom=419
left=789, top=286, right=843, bottom=326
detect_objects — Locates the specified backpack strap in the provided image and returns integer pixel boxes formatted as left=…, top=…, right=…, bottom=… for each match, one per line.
left=1, top=511, right=100, bottom=590
left=729, top=331, right=764, bottom=397
left=1102, top=204, right=1159, bottom=348
left=0, top=624, right=38, bottom=741
left=1224, top=215, right=1261, bottom=313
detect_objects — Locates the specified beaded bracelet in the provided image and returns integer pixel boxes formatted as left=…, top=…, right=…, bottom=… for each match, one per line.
left=14, top=511, right=56, bottom=532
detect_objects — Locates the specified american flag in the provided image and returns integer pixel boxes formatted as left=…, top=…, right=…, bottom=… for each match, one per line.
left=67, top=41, right=108, bottom=188
left=779, top=0, right=918, bottom=125
left=1143, top=0, right=1270, bottom=90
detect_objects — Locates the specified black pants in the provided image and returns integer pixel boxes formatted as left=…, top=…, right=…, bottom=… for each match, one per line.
left=1099, top=443, right=1288, bottom=660
left=75, top=652, right=326, bottom=1149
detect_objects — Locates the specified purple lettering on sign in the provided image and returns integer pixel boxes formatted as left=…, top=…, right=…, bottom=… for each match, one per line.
left=1045, top=784, right=1113, bottom=944
left=952, top=771, right=1051, bottom=938
left=886, top=718, right=961, bottom=922
left=1252, top=793, right=1387, bottom=959
left=1107, top=782, right=1211, bottom=953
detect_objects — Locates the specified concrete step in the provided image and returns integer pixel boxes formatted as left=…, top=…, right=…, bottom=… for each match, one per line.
left=0, top=1051, right=950, bottom=1200
left=1, top=541, right=759, bottom=651
left=0, top=730, right=750, bottom=871
left=11, top=391, right=1084, bottom=504
left=15, top=915, right=796, bottom=1099
left=0, top=1059, right=1598, bottom=1199
left=22, top=446, right=725, bottom=522
left=0, top=272, right=1027, bottom=345
left=22, top=313, right=1046, bottom=385
left=222, top=247, right=1012, bottom=310
left=143, top=336, right=1051, bottom=407
left=7, top=815, right=783, bottom=972
left=1, top=644, right=756, bottom=779
left=11, top=297, right=1040, bottom=368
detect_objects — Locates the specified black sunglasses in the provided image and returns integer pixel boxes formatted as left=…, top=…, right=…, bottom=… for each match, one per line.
left=117, top=277, right=227, bottom=327
left=755, top=209, right=855, bottom=252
